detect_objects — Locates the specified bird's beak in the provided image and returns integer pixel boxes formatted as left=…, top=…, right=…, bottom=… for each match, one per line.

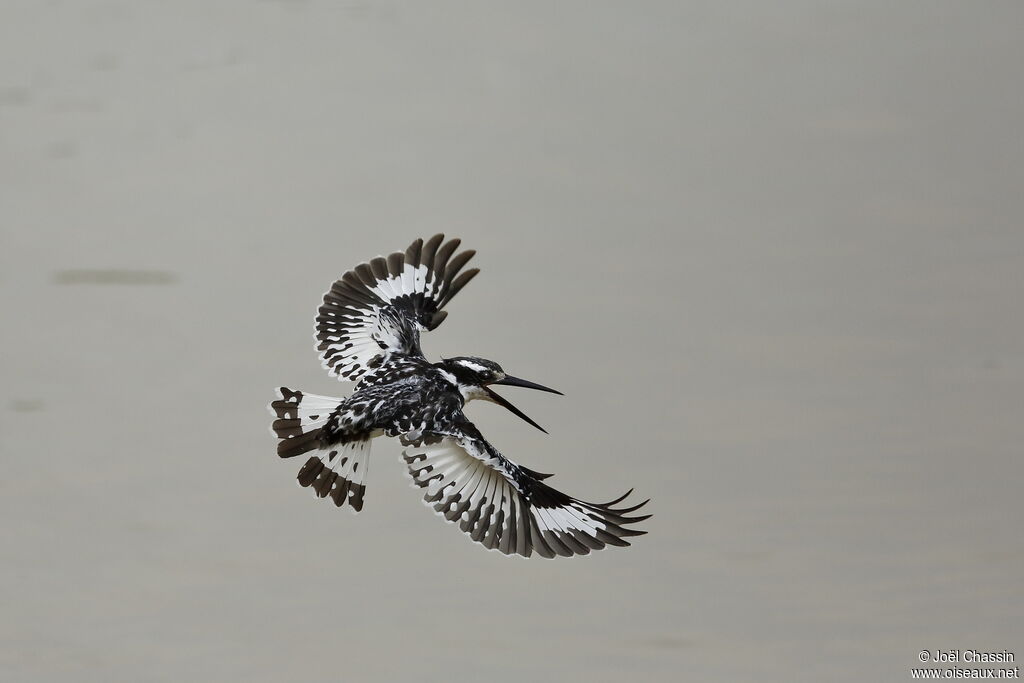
left=492, top=375, right=563, bottom=395
left=483, top=375, right=563, bottom=434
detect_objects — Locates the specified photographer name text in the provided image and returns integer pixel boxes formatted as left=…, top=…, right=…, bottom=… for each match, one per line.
left=922, top=651, right=1015, bottom=664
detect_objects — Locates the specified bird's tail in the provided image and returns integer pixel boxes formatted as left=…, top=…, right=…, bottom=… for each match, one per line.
left=268, top=387, right=370, bottom=512
left=269, top=387, right=338, bottom=458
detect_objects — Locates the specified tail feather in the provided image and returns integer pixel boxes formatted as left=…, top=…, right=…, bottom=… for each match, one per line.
left=269, top=387, right=339, bottom=458
left=296, top=440, right=371, bottom=511
left=268, top=387, right=370, bottom=512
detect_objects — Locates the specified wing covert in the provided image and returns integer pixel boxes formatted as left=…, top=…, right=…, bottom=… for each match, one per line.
left=315, top=235, right=479, bottom=383
left=401, top=426, right=649, bottom=558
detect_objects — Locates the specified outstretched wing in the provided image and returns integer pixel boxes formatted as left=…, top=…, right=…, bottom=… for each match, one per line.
left=315, top=235, right=479, bottom=383
left=401, top=425, right=650, bottom=558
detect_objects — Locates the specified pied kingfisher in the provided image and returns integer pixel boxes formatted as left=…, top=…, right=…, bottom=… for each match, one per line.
left=269, top=235, right=649, bottom=558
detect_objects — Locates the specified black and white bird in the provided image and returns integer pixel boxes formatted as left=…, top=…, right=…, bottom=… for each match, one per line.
left=269, top=235, right=649, bottom=558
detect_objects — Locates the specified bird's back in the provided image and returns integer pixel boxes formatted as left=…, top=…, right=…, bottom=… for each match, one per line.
left=325, top=363, right=464, bottom=444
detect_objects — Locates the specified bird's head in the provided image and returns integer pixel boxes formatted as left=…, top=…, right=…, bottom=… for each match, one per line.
left=438, top=356, right=562, bottom=433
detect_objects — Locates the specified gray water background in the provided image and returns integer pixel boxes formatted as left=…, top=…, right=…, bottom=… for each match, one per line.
left=2, top=2, right=1022, bottom=681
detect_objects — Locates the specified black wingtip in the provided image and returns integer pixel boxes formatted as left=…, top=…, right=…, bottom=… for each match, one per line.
left=621, top=513, right=653, bottom=524
left=616, top=498, right=651, bottom=514
left=600, top=488, right=634, bottom=507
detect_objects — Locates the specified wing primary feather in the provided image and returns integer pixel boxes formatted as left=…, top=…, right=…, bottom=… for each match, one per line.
left=527, top=512, right=556, bottom=559
left=334, top=278, right=381, bottom=306
left=405, top=238, right=423, bottom=269
left=532, top=506, right=574, bottom=557
left=438, top=268, right=480, bottom=309
left=328, top=280, right=373, bottom=304
left=594, top=528, right=632, bottom=547
left=353, top=263, right=378, bottom=287
left=608, top=498, right=651, bottom=515
left=431, top=238, right=461, bottom=282
left=470, top=471, right=499, bottom=542
left=554, top=525, right=590, bottom=555
left=440, top=250, right=476, bottom=291
left=420, top=234, right=444, bottom=285
left=386, top=252, right=404, bottom=278
left=497, top=490, right=514, bottom=555
left=544, top=528, right=575, bottom=558
left=598, top=488, right=634, bottom=507
left=369, top=256, right=390, bottom=281
left=340, top=273, right=380, bottom=302
left=482, top=478, right=506, bottom=548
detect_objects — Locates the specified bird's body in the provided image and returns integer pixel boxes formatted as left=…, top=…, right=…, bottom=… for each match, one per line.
left=269, top=235, right=649, bottom=558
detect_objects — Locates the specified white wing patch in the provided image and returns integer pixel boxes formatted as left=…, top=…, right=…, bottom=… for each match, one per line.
left=402, top=433, right=650, bottom=558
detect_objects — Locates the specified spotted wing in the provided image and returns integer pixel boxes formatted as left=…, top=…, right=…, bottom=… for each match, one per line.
left=316, top=235, right=479, bottom=383
left=401, top=426, right=650, bottom=558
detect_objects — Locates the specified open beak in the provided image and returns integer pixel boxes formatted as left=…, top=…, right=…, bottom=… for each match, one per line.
left=492, top=375, right=563, bottom=395
left=483, top=375, right=563, bottom=434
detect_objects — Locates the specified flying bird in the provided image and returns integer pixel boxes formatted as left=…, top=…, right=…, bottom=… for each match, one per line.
left=269, top=235, right=649, bottom=558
